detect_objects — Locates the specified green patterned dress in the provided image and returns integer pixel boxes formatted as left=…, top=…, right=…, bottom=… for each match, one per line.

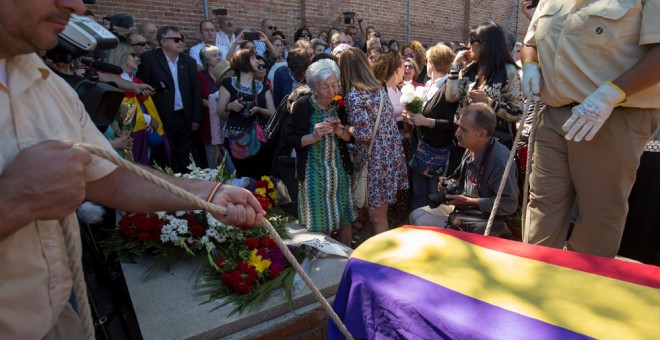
left=299, top=99, right=357, bottom=233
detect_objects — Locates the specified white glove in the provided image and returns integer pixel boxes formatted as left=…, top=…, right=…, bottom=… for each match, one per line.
left=522, top=62, right=541, bottom=101
left=562, top=82, right=626, bottom=142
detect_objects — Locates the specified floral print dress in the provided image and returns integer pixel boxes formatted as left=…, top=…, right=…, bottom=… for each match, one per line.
left=345, top=88, right=409, bottom=211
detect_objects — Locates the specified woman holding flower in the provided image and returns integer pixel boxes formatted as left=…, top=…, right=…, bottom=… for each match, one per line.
left=338, top=47, right=408, bottom=235
left=405, top=43, right=460, bottom=210
left=284, top=59, right=356, bottom=246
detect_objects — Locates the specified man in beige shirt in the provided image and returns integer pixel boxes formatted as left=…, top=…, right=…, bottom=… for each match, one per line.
left=521, top=0, right=660, bottom=257
left=0, top=1, right=266, bottom=339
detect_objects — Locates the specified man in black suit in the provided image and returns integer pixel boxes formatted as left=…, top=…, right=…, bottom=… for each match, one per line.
left=137, top=26, right=202, bottom=173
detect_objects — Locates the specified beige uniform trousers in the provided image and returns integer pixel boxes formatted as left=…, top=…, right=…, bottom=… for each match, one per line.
left=524, top=105, right=660, bottom=257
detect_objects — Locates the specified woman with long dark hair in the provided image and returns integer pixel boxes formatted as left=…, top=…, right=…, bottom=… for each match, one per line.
left=446, top=21, right=524, bottom=147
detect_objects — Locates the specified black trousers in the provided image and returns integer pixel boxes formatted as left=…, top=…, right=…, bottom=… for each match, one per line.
left=165, top=111, right=199, bottom=173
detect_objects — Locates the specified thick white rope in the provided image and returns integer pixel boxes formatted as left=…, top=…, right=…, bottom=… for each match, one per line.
left=484, top=100, right=540, bottom=236
left=521, top=103, right=546, bottom=236
left=72, top=143, right=354, bottom=340
left=63, top=218, right=95, bottom=339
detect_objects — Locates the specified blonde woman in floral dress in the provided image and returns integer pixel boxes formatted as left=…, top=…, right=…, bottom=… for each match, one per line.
left=338, top=47, right=409, bottom=234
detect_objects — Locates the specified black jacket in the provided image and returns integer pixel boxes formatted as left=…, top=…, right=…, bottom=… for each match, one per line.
left=136, top=49, right=202, bottom=132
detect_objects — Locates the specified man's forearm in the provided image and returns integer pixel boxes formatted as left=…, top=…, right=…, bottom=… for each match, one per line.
left=85, top=167, right=214, bottom=213
left=613, top=43, right=660, bottom=97
left=0, top=185, right=33, bottom=240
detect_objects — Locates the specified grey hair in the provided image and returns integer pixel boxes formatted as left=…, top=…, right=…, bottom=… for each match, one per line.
left=200, top=44, right=220, bottom=66
left=306, top=59, right=340, bottom=91
left=106, top=43, right=133, bottom=73
left=460, top=103, right=496, bottom=136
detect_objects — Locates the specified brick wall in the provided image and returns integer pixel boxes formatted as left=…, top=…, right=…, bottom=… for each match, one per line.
left=87, top=0, right=531, bottom=47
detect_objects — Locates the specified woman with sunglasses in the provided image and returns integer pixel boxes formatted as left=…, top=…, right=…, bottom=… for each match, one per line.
left=293, top=27, right=312, bottom=43
left=402, top=58, right=423, bottom=88
left=106, top=43, right=170, bottom=166
left=446, top=21, right=524, bottom=148
left=254, top=55, right=272, bottom=93
left=216, top=48, right=276, bottom=178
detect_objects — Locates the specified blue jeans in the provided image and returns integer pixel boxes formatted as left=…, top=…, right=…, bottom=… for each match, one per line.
left=410, top=170, right=440, bottom=211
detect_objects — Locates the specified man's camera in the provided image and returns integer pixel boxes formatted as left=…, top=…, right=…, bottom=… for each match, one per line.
left=428, top=179, right=463, bottom=209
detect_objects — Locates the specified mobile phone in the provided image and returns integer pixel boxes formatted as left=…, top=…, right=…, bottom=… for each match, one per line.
left=157, top=80, right=169, bottom=93
left=527, top=0, right=539, bottom=9
left=343, top=11, right=355, bottom=25
left=243, top=31, right=259, bottom=41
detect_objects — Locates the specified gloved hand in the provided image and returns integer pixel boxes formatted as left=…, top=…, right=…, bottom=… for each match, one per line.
left=522, top=62, right=541, bottom=101
left=562, top=82, right=626, bottom=142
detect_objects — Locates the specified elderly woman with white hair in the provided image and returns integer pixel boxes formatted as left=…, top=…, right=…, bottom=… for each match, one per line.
left=284, top=59, right=356, bottom=246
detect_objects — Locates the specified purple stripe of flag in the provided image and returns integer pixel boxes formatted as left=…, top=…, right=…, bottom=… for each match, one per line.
left=328, top=258, right=593, bottom=340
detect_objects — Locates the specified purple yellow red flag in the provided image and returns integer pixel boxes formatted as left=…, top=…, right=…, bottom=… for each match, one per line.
left=328, top=226, right=660, bottom=339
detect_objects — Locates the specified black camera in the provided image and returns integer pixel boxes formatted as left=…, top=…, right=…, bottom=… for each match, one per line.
left=428, top=179, right=463, bottom=209
left=240, top=100, right=255, bottom=117
left=243, top=31, right=260, bottom=41
left=343, top=11, right=355, bottom=24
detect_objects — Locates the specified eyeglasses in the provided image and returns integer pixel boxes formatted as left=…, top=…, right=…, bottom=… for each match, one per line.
left=131, top=41, right=148, bottom=47
left=300, top=33, right=311, bottom=38
left=404, top=65, right=414, bottom=70
left=163, top=36, right=185, bottom=43
left=268, top=26, right=277, bottom=30
left=257, top=64, right=267, bottom=70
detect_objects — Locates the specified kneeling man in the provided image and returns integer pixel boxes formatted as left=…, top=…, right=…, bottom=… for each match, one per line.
left=409, top=103, right=518, bottom=233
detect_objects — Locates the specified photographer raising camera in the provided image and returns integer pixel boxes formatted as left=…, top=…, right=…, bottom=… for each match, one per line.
left=409, top=103, right=518, bottom=236
left=216, top=48, right=275, bottom=178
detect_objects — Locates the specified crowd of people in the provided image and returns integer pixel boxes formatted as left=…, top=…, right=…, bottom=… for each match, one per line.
left=48, top=5, right=659, bottom=256
left=1, top=0, right=659, bottom=337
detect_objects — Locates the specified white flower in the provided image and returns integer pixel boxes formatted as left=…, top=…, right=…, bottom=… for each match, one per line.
left=401, top=84, right=415, bottom=96
left=400, top=91, right=415, bottom=105
left=414, top=86, right=428, bottom=102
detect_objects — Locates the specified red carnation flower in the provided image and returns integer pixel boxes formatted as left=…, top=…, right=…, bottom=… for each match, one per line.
left=269, top=266, right=282, bottom=279
left=137, top=233, right=150, bottom=242
left=215, top=257, right=225, bottom=268
left=261, top=236, right=277, bottom=250
left=246, top=237, right=260, bottom=249
left=189, top=223, right=204, bottom=238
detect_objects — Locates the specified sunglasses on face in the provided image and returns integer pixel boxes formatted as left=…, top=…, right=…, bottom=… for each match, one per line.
left=300, top=33, right=311, bottom=38
left=268, top=26, right=277, bottom=30
left=404, top=65, right=414, bottom=70
left=164, top=36, right=185, bottom=43
left=131, top=41, right=148, bottom=47
left=257, top=64, right=267, bottom=70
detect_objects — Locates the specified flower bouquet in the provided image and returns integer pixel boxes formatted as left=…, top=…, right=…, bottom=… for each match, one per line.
left=400, top=84, right=428, bottom=114
left=101, top=161, right=303, bottom=314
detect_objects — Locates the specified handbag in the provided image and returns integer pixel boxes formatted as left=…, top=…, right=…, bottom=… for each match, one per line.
left=409, top=138, right=450, bottom=177
left=352, top=92, right=384, bottom=209
left=228, top=121, right=262, bottom=159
